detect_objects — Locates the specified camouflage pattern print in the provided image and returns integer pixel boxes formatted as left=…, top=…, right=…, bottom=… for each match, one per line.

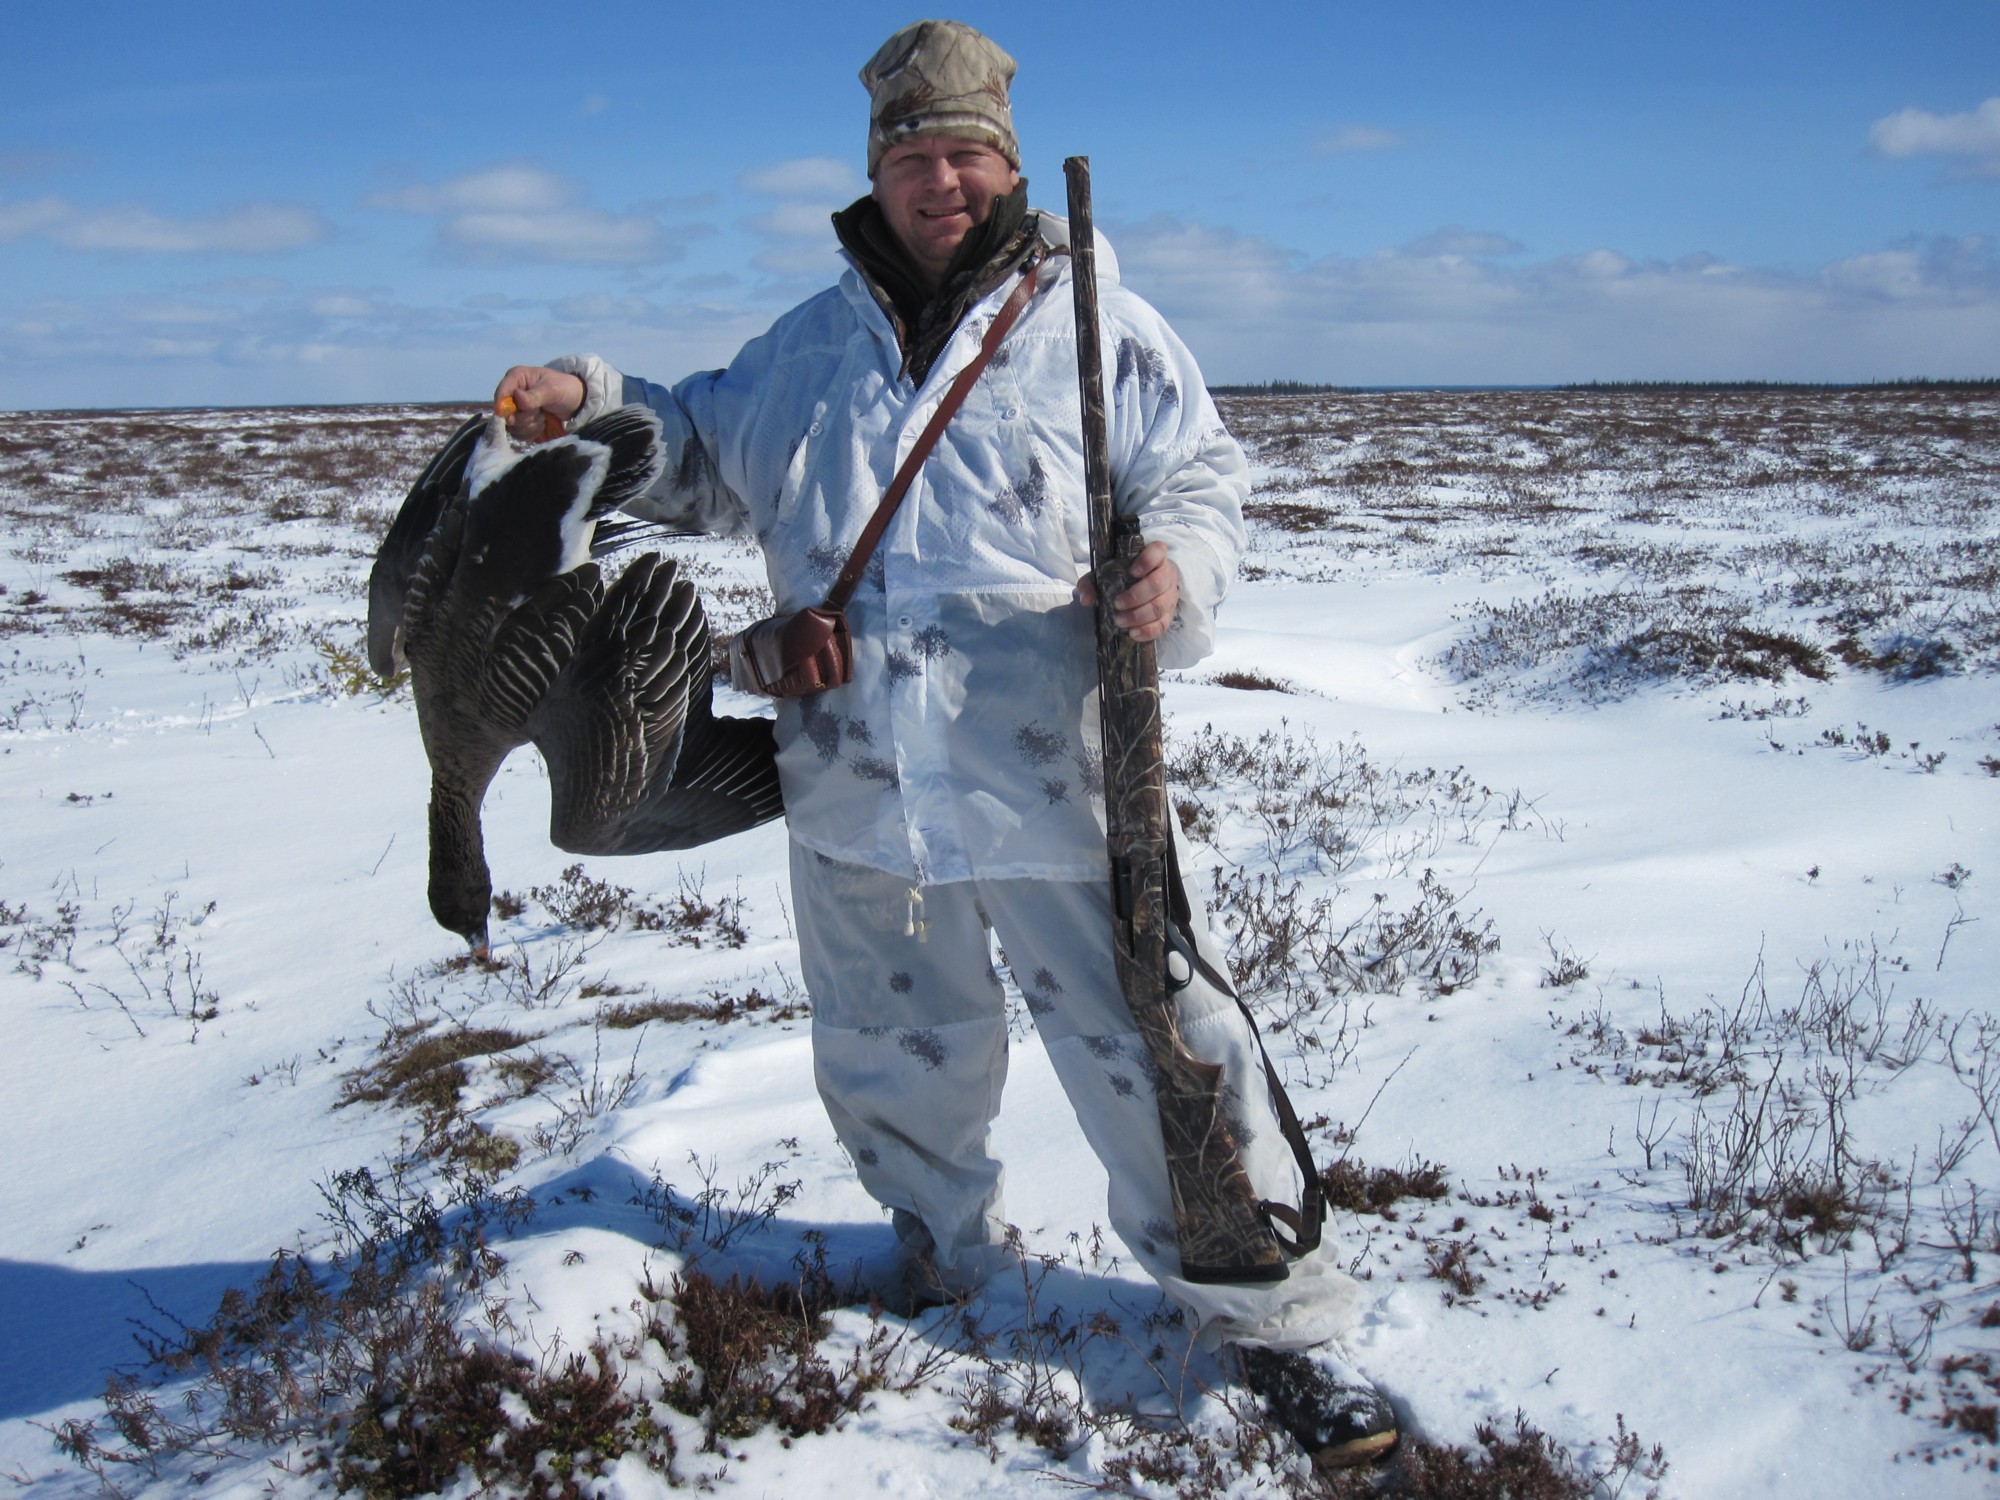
left=860, top=19, right=1021, bottom=174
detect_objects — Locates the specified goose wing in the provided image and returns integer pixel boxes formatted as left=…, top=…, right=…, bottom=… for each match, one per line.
left=529, top=554, right=783, bottom=856
left=368, top=414, right=484, bottom=679
left=571, top=404, right=672, bottom=557
left=369, top=405, right=670, bottom=682
left=624, top=706, right=784, bottom=852
left=571, top=404, right=667, bottom=517
left=480, top=566, right=603, bottom=737
left=398, top=493, right=468, bottom=679
left=401, top=436, right=607, bottom=727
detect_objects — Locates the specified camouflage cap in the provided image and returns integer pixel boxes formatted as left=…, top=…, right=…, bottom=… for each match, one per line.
left=861, top=20, right=1020, bottom=176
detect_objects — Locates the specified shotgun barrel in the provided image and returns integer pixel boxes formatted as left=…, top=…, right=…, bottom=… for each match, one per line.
left=1064, top=155, right=1288, bottom=1284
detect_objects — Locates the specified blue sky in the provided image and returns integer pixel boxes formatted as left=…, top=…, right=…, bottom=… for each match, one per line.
left=4, top=1, right=1997, bottom=406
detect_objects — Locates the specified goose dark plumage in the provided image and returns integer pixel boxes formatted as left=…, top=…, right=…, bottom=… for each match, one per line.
left=369, top=406, right=783, bottom=951
left=367, top=412, right=662, bottom=681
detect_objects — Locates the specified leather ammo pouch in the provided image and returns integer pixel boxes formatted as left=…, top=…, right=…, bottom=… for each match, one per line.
left=728, top=606, right=853, bottom=698
left=727, top=258, right=1046, bottom=699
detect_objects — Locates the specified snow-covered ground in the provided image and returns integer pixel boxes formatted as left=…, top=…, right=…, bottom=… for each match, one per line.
left=1, top=389, right=1995, bottom=1497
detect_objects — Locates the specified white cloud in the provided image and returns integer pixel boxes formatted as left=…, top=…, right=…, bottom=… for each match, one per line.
left=738, top=161, right=848, bottom=285
left=309, top=294, right=379, bottom=318
left=0, top=278, right=781, bottom=409
left=1821, top=235, right=1998, bottom=300
left=551, top=292, right=668, bottom=324
left=749, top=201, right=837, bottom=239
left=676, top=271, right=741, bottom=294
left=367, top=164, right=692, bottom=264
left=1572, top=248, right=1633, bottom=280
left=16, top=208, right=1994, bottom=409
left=0, top=196, right=67, bottom=240
left=0, top=195, right=328, bottom=253
left=1820, top=248, right=1930, bottom=300
left=1400, top=225, right=1524, bottom=259
left=0, top=145, right=90, bottom=178
left=60, top=203, right=328, bottom=254
left=127, top=301, right=241, bottom=327
left=1869, top=97, right=2000, bottom=177
left=1313, top=125, right=1404, bottom=156
left=366, top=164, right=578, bottom=215
left=741, top=157, right=865, bottom=198
left=1110, top=217, right=2000, bottom=384
left=751, top=240, right=843, bottom=277
left=200, top=276, right=291, bottom=296
left=440, top=210, right=668, bottom=263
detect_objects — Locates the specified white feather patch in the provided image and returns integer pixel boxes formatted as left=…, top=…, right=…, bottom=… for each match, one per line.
left=469, top=416, right=610, bottom=579
left=465, top=413, right=524, bottom=498
left=557, top=440, right=613, bottom=573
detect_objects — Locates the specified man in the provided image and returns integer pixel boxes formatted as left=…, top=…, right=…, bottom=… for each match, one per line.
left=496, top=19, right=1397, bottom=1469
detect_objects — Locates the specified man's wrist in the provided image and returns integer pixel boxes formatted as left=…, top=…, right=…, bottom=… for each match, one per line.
left=544, top=355, right=617, bottom=430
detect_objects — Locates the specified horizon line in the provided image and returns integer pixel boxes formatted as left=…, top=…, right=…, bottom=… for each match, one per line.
left=8, top=375, right=2000, bottom=419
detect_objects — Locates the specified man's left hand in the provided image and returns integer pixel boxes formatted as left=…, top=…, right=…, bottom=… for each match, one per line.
left=1078, top=538, right=1180, bottom=643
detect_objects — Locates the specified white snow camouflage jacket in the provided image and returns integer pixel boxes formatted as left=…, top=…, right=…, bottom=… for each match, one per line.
left=553, top=214, right=1249, bottom=885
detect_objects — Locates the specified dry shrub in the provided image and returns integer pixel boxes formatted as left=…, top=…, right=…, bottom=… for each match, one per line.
left=1443, top=587, right=1832, bottom=704
left=653, top=1263, right=898, bottom=1449
left=331, top=1341, right=641, bottom=1500
left=1211, top=668, right=1296, bottom=692
left=336, top=1024, right=535, bottom=1174
left=599, top=985, right=807, bottom=1028
left=1216, top=863, right=1499, bottom=1004
left=1937, top=1353, right=2000, bottom=1446
left=1314, top=1412, right=1666, bottom=1500
left=1425, top=1235, right=1488, bottom=1298
left=1245, top=498, right=1336, bottom=532
left=1613, top=623, right=1833, bottom=685
left=518, top=863, right=749, bottom=948
left=338, top=1024, right=538, bottom=1110
left=1832, top=629, right=1961, bottom=679
left=1321, top=1155, right=1452, bottom=1219
left=47, top=1161, right=601, bottom=1497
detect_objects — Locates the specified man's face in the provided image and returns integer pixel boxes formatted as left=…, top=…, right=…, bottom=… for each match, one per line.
left=871, top=136, right=1021, bottom=287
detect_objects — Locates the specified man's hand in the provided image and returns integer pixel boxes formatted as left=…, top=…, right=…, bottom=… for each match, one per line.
left=1077, top=538, right=1180, bottom=643
left=494, top=366, right=587, bottom=441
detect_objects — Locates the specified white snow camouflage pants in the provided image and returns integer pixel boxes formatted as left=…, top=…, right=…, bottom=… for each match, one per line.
left=790, top=839, right=1358, bottom=1349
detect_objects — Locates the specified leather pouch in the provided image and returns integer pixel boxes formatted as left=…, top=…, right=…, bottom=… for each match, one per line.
left=727, top=607, right=853, bottom=698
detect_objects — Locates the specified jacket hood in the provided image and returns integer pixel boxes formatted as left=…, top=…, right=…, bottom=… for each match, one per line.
left=1028, top=211, right=1121, bottom=286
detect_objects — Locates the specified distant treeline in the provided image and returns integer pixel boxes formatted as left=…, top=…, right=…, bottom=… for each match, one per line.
left=1209, top=377, right=1999, bottom=397
left=1560, top=377, right=2000, bottom=392
left=1208, top=381, right=1363, bottom=396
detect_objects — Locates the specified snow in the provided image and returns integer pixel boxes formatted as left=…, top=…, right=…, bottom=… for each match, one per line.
left=1, top=391, right=1996, bottom=1496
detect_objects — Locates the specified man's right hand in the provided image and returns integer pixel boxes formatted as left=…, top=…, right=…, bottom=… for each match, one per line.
left=494, top=366, right=587, bottom=440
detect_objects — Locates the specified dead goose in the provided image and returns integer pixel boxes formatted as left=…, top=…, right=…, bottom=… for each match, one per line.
left=372, top=407, right=782, bottom=951
left=366, top=408, right=656, bottom=681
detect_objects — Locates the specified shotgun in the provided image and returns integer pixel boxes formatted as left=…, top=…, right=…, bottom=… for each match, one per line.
left=1063, top=156, right=1293, bottom=1284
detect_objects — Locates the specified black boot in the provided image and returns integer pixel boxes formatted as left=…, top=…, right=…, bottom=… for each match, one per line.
left=1236, top=1341, right=1399, bottom=1468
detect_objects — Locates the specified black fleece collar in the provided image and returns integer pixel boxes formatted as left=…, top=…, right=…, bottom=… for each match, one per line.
left=832, top=182, right=1039, bottom=385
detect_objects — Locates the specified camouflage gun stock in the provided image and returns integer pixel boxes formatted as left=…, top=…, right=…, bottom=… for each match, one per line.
left=1064, top=155, right=1291, bottom=1284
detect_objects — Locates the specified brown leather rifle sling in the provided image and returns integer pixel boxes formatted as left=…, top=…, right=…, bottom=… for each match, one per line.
left=822, top=254, right=1049, bottom=613
left=729, top=255, right=1050, bottom=698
